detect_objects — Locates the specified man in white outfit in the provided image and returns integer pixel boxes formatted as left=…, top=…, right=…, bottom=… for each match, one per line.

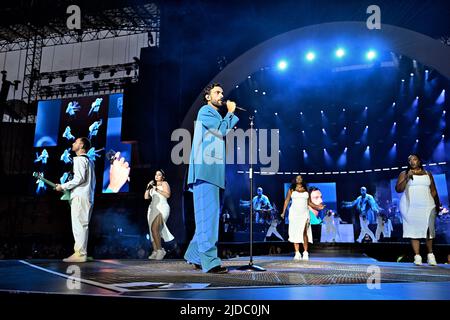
left=376, top=214, right=393, bottom=241
left=56, top=137, right=96, bottom=263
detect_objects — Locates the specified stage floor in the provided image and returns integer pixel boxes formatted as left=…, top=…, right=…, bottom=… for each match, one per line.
left=1, top=252, right=450, bottom=300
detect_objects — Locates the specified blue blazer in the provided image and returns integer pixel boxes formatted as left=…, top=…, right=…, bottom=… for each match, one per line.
left=187, top=104, right=239, bottom=190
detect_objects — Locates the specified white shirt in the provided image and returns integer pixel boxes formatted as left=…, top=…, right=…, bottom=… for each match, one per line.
left=61, top=155, right=96, bottom=203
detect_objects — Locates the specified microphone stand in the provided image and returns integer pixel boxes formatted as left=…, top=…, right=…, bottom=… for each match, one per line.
left=237, top=115, right=265, bottom=272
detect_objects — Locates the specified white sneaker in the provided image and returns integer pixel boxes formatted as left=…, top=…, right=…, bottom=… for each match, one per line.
left=155, top=249, right=166, bottom=260
left=302, top=251, right=309, bottom=261
left=148, top=251, right=157, bottom=260
left=63, top=252, right=87, bottom=263
left=427, top=253, right=437, bottom=266
left=413, top=254, right=422, bottom=266
left=293, top=251, right=301, bottom=261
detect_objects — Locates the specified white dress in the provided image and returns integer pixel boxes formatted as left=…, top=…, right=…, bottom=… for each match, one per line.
left=288, top=191, right=313, bottom=243
left=399, top=174, right=436, bottom=239
left=147, top=186, right=174, bottom=242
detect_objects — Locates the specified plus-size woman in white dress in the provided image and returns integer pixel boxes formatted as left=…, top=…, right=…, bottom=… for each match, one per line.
left=395, top=155, right=441, bottom=266
left=281, top=175, right=325, bottom=261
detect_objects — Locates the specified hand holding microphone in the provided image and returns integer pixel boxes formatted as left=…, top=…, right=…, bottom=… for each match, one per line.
left=221, top=100, right=247, bottom=112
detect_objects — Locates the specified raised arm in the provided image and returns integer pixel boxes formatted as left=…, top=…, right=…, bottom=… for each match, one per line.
left=395, top=170, right=411, bottom=193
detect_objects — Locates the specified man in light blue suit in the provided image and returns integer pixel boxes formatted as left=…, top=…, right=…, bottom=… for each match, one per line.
left=185, top=83, right=239, bottom=273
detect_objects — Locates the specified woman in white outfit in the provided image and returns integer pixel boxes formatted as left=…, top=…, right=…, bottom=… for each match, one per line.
left=395, top=154, right=441, bottom=266
left=281, top=175, right=325, bottom=260
left=144, top=170, right=174, bottom=260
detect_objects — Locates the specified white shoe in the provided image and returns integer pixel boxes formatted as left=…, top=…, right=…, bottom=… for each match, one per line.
left=148, top=251, right=157, bottom=260
left=413, top=254, right=422, bottom=266
left=155, top=249, right=166, bottom=260
left=302, top=251, right=309, bottom=261
left=63, top=252, right=87, bottom=263
left=427, top=253, right=437, bottom=266
left=293, top=251, right=301, bottom=261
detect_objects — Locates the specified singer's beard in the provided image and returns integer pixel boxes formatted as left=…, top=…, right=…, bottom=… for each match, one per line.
left=211, top=100, right=222, bottom=108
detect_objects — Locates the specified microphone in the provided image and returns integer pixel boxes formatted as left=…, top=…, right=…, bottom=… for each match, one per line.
left=106, top=149, right=117, bottom=164
left=220, top=100, right=247, bottom=112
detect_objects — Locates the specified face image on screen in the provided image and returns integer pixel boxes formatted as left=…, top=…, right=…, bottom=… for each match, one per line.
left=32, top=93, right=131, bottom=196
left=33, top=100, right=62, bottom=147
left=283, top=181, right=337, bottom=219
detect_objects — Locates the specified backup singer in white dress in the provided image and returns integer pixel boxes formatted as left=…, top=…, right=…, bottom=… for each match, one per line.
left=396, top=154, right=441, bottom=266
left=145, top=170, right=174, bottom=260
left=281, top=175, right=324, bottom=261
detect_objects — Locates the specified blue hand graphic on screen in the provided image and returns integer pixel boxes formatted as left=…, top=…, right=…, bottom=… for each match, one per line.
left=60, top=148, right=73, bottom=164
left=34, top=149, right=49, bottom=164
left=60, top=172, right=73, bottom=184
left=36, top=176, right=47, bottom=193
left=88, top=98, right=103, bottom=116
left=62, top=126, right=75, bottom=141
left=66, top=101, right=81, bottom=116
left=87, top=147, right=104, bottom=161
left=88, top=119, right=102, bottom=139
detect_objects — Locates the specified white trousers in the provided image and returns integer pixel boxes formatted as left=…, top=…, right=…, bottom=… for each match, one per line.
left=70, top=196, right=93, bottom=256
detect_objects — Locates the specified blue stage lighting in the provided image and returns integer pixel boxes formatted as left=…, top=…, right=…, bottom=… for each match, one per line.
left=277, top=60, right=288, bottom=70
left=335, top=48, right=345, bottom=58
left=306, top=52, right=316, bottom=61
left=366, top=50, right=376, bottom=60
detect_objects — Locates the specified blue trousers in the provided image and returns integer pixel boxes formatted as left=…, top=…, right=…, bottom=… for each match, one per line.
left=184, top=181, right=221, bottom=272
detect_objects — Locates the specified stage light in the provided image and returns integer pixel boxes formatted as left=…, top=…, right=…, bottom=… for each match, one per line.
left=366, top=126, right=369, bottom=129
left=343, top=108, right=346, bottom=112
left=401, top=79, right=405, bottom=82
left=300, top=112, right=303, bottom=115
left=366, top=146, right=370, bottom=150
left=394, top=122, right=397, bottom=126
left=392, top=102, right=396, bottom=107
left=416, top=116, right=419, bottom=121
left=416, top=139, right=419, bottom=143
left=335, top=48, right=345, bottom=58
left=254, top=110, right=257, bottom=113
left=366, top=50, right=376, bottom=60
left=146, top=234, right=150, bottom=240
left=235, top=85, right=239, bottom=88
left=436, top=89, right=445, bottom=104
left=344, top=126, right=347, bottom=130
left=274, top=112, right=278, bottom=116
left=254, top=89, right=258, bottom=93
left=277, top=60, right=288, bottom=70
left=344, top=147, right=348, bottom=151
left=410, top=73, right=414, bottom=77
left=302, top=130, right=305, bottom=133
left=306, top=52, right=315, bottom=61
left=442, top=134, right=445, bottom=138
left=262, top=91, right=266, bottom=95
left=365, top=106, right=368, bottom=110
left=248, top=75, right=251, bottom=79
left=322, top=128, right=326, bottom=133
left=443, top=110, right=446, bottom=115
left=321, top=110, right=324, bottom=114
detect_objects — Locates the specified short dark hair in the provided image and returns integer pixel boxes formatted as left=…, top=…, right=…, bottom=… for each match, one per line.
left=203, top=83, right=222, bottom=103
left=78, top=137, right=91, bottom=151
left=308, top=186, right=320, bottom=193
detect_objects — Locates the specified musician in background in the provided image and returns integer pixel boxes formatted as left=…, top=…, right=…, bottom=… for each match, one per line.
left=342, top=186, right=380, bottom=224
left=252, top=187, right=272, bottom=224
left=55, top=137, right=96, bottom=263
